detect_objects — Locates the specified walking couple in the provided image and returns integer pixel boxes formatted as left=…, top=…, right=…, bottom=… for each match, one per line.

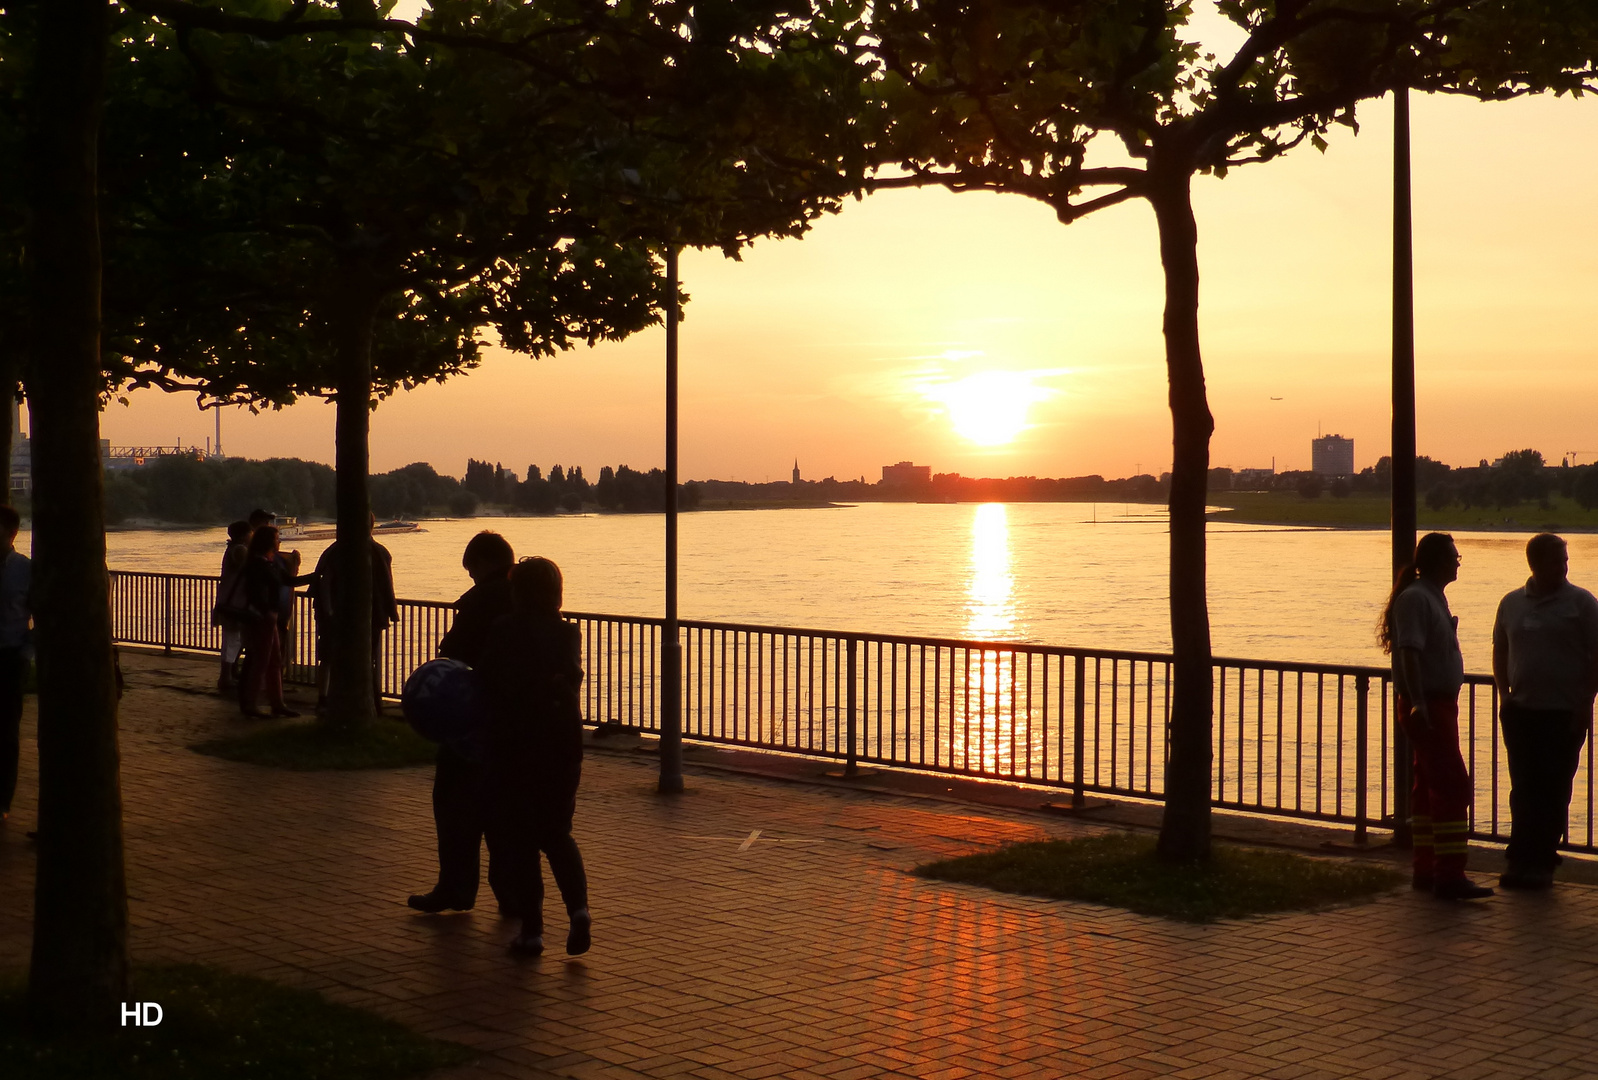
left=1380, top=531, right=1598, bottom=899
left=408, top=531, right=591, bottom=958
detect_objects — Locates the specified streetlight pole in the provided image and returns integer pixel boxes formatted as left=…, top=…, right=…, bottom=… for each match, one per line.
left=659, top=245, right=685, bottom=794
left=1391, top=87, right=1415, bottom=846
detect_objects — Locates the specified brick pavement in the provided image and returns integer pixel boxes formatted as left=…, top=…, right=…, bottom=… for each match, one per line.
left=4, top=651, right=1598, bottom=1080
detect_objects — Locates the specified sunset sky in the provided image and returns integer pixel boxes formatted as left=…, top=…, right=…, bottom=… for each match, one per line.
left=91, top=66, right=1598, bottom=484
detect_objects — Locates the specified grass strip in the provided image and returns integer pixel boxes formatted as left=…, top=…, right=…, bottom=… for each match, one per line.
left=915, top=831, right=1404, bottom=922
left=191, top=717, right=437, bottom=770
left=0, top=963, right=473, bottom=1080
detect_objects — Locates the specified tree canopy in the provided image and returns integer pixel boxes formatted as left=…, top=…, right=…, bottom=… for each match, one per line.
left=865, top=0, right=1598, bottom=860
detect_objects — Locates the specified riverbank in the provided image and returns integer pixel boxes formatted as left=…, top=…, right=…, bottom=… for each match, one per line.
left=1210, top=491, right=1598, bottom=532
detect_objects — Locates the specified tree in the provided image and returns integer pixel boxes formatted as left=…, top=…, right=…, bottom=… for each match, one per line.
left=104, top=0, right=874, bottom=728
left=96, top=9, right=669, bottom=727
left=869, top=0, right=1598, bottom=861
left=13, top=0, right=130, bottom=1034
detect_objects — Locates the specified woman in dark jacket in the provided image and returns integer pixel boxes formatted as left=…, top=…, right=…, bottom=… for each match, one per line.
left=408, top=531, right=516, bottom=915
left=238, top=525, right=314, bottom=718
left=476, top=556, right=590, bottom=956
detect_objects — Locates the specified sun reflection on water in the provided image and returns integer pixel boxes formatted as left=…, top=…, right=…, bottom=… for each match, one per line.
left=965, top=503, right=1015, bottom=640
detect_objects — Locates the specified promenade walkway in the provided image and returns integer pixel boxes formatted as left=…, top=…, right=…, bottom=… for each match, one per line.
left=4, top=651, right=1598, bottom=1080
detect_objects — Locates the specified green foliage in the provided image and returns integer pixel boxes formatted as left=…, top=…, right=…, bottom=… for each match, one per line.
left=915, top=832, right=1402, bottom=922
left=1576, top=467, right=1598, bottom=511
left=102, top=456, right=335, bottom=525
left=0, top=962, right=472, bottom=1078
left=369, top=463, right=462, bottom=519
left=100, top=456, right=462, bottom=524
left=85, top=0, right=880, bottom=408
left=191, top=716, right=438, bottom=770
left=593, top=463, right=701, bottom=512
left=868, top=1, right=1598, bottom=219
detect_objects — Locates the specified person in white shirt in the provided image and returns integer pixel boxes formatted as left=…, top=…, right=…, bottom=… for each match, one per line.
left=1492, top=533, right=1598, bottom=889
left=1379, top=532, right=1491, bottom=900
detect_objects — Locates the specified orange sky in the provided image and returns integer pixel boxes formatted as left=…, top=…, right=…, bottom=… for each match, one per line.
left=93, top=85, right=1598, bottom=484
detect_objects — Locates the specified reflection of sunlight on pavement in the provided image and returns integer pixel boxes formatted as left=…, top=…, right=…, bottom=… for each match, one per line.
left=965, top=503, right=1015, bottom=640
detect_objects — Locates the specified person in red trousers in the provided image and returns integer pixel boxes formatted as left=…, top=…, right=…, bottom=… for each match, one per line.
left=1380, top=532, right=1492, bottom=901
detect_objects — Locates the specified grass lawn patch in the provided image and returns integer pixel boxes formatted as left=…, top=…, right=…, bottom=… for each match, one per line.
left=0, top=963, right=473, bottom=1080
left=191, top=717, right=437, bottom=770
left=915, top=832, right=1404, bottom=922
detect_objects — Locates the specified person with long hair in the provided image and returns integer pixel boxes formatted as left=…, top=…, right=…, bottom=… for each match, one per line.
left=1379, top=532, right=1491, bottom=900
left=408, top=531, right=517, bottom=915
left=238, top=525, right=314, bottom=719
left=477, top=556, right=591, bottom=956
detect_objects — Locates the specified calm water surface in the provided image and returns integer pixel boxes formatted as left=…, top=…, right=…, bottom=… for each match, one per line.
left=46, top=502, right=1596, bottom=671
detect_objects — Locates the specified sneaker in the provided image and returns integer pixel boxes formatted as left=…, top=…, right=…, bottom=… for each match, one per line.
left=1498, top=870, right=1554, bottom=890
left=1434, top=878, right=1495, bottom=901
left=508, top=930, right=544, bottom=955
left=407, top=891, right=474, bottom=913
left=1410, top=873, right=1435, bottom=891
left=566, top=909, right=591, bottom=956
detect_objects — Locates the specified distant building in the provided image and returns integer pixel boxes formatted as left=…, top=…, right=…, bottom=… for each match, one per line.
left=881, top=461, right=931, bottom=486
left=1233, top=467, right=1276, bottom=490
left=1311, top=435, right=1354, bottom=478
left=792, top=459, right=801, bottom=485
left=8, top=400, right=113, bottom=494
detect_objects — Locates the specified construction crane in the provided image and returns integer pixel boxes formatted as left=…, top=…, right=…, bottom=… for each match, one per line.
left=1563, top=451, right=1598, bottom=467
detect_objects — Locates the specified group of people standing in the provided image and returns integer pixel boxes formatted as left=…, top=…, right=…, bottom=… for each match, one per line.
left=1381, top=531, right=1598, bottom=898
left=212, top=509, right=398, bottom=719
left=407, top=531, right=590, bottom=958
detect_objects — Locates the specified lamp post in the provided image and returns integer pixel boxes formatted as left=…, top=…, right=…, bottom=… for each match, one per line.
left=659, top=245, right=685, bottom=794
left=1390, top=87, right=1415, bottom=846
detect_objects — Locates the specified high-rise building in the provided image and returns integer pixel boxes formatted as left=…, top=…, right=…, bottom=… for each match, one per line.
left=1311, top=435, right=1354, bottom=478
left=881, top=461, right=931, bottom=485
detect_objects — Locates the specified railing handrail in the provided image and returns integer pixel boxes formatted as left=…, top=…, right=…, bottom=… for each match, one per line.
left=105, top=570, right=1489, bottom=682
left=108, top=566, right=1582, bottom=850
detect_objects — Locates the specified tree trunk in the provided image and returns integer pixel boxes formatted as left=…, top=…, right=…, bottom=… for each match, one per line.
left=323, top=278, right=380, bottom=728
left=1149, top=166, right=1216, bottom=864
left=23, top=0, right=130, bottom=1033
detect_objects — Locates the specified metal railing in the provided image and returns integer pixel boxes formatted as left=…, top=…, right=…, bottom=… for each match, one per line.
left=107, top=569, right=1596, bottom=852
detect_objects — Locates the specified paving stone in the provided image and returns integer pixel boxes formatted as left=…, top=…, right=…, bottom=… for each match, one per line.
left=3, top=651, right=1597, bottom=1080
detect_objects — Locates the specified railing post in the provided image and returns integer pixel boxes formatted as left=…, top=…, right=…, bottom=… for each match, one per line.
left=845, top=636, right=859, bottom=777
left=1072, top=653, right=1086, bottom=808
left=1355, top=674, right=1369, bottom=845
left=161, top=575, right=173, bottom=654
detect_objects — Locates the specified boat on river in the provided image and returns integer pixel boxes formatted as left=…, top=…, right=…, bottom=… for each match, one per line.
left=277, top=517, right=423, bottom=542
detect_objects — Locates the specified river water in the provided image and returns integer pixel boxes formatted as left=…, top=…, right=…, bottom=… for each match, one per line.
left=55, top=501, right=1598, bottom=672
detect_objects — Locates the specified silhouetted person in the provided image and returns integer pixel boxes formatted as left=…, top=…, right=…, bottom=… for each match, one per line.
left=311, top=513, right=399, bottom=710
left=212, top=519, right=252, bottom=693
left=0, top=506, right=30, bottom=823
left=478, top=557, right=590, bottom=956
left=1492, top=533, right=1598, bottom=889
left=409, top=531, right=517, bottom=915
left=238, top=525, right=314, bottom=719
left=1380, top=532, right=1491, bottom=900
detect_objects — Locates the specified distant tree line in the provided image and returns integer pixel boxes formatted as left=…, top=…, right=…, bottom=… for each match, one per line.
left=100, top=454, right=720, bottom=525
left=461, top=458, right=703, bottom=514
left=699, top=472, right=1166, bottom=504
left=1210, top=450, right=1598, bottom=510
left=102, top=456, right=471, bottom=525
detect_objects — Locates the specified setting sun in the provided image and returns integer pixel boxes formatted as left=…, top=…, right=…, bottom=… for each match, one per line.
left=926, top=370, right=1053, bottom=447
